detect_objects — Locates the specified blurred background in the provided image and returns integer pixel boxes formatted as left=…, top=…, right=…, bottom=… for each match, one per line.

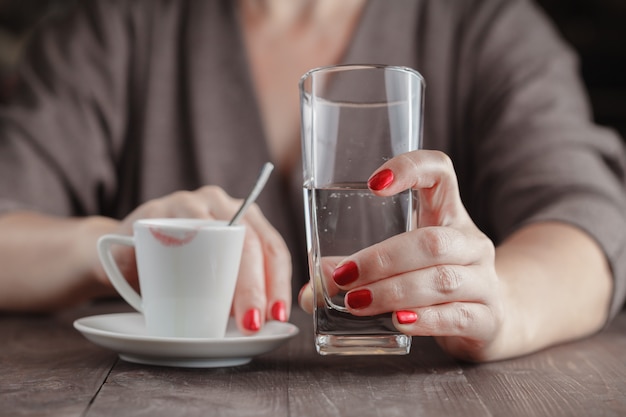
left=538, top=0, right=626, bottom=140
left=0, top=0, right=624, bottom=139
left=0, top=0, right=77, bottom=101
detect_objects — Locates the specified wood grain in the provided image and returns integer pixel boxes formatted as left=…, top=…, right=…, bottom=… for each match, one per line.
left=0, top=303, right=121, bottom=417
left=463, top=313, right=626, bottom=417
left=85, top=309, right=489, bottom=417
left=285, top=311, right=489, bottom=417
left=2, top=302, right=625, bottom=417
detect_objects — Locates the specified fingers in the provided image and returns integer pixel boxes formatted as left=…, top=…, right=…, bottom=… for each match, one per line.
left=331, top=226, right=496, bottom=328
left=233, top=203, right=293, bottom=332
left=123, top=185, right=244, bottom=226
left=302, top=150, right=503, bottom=356
left=393, top=302, right=499, bottom=348
left=298, top=282, right=314, bottom=314
left=368, top=150, right=471, bottom=227
left=117, top=185, right=292, bottom=334
left=298, top=256, right=343, bottom=314
left=332, top=225, right=493, bottom=290
left=340, top=262, right=494, bottom=314
left=198, top=192, right=292, bottom=334
left=327, top=149, right=501, bottom=345
left=231, top=224, right=267, bottom=335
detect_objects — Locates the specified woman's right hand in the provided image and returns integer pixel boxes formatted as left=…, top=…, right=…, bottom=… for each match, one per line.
left=93, top=185, right=293, bottom=334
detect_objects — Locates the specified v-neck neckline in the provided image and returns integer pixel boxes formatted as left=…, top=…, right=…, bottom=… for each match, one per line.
left=229, top=0, right=373, bottom=181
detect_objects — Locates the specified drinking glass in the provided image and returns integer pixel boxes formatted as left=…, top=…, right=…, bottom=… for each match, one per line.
left=300, top=64, right=424, bottom=355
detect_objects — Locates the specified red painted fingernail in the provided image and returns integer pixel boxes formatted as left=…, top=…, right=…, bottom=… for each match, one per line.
left=368, top=169, right=394, bottom=191
left=333, top=261, right=359, bottom=286
left=396, top=310, right=418, bottom=324
left=271, top=301, right=287, bottom=322
left=346, top=289, right=372, bottom=309
left=243, top=308, right=261, bottom=331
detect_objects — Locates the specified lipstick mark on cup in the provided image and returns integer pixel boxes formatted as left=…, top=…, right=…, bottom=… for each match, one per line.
left=149, top=227, right=198, bottom=247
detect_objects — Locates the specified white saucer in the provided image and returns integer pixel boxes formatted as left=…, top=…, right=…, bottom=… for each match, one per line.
left=74, top=312, right=299, bottom=368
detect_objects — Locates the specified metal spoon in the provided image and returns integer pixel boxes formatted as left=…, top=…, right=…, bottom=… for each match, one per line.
left=228, top=162, right=275, bottom=226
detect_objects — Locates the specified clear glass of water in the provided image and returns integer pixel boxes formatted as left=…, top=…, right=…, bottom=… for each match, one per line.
left=299, top=64, right=425, bottom=355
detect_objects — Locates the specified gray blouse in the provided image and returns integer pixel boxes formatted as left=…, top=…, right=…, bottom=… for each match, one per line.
left=1, top=0, right=626, bottom=317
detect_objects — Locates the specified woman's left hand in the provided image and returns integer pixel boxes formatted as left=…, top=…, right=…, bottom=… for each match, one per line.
left=300, top=150, right=506, bottom=362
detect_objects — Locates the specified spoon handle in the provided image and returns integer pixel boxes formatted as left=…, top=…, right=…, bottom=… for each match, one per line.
left=228, top=162, right=275, bottom=226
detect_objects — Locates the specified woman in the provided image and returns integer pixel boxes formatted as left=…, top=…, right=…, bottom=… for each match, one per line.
left=0, top=0, right=625, bottom=362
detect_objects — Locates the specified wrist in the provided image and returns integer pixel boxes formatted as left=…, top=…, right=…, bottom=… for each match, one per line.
left=74, top=215, right=119, bottom=288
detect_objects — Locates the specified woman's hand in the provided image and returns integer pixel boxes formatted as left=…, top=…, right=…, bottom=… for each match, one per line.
left=300, top=149, right=613, bottom=362
left=300, top=150, right=505, bottom=361
left=94, top=185, right=292, bottom=335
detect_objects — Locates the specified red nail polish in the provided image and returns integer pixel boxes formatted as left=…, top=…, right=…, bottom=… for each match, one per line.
left=346, top=289, right=372, bottom=309
left=396, top=310, right=418, bottom=324
left=333, top=261, right=359, bottom=286
left=243, top=308, right=261, bottom=331
left=368, top=169, right=394, bottom=191
left=271, top=301, right=287, bottom=322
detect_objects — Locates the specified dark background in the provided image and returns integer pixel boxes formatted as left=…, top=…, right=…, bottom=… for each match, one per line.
left=1, top=0, right=625, bottom=139
left=538, top=0, right=626, bottom=139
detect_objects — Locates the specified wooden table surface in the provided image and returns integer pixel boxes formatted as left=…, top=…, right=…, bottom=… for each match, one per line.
left=2, top=301, right=625, bottom=417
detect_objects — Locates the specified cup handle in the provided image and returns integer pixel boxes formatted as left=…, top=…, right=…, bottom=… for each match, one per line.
left=97, top=234, right=143, bottom=313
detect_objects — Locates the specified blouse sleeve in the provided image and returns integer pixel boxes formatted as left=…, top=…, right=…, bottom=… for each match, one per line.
left=461, top=0, right=626, bottom=319
left=0, top=1, right=133, bottom=217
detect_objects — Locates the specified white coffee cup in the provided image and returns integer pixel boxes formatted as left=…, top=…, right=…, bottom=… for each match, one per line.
left=97, top=219, right=245, bottom=338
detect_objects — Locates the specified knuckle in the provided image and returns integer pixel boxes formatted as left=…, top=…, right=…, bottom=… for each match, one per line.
left=433, top=150, right=454, bottom=169
left=199, top=185, right=233, bottom=205
left=423, top=304, right=474, bottom=334
left=419, top=307, right=440, bottom=333
left=433, top=265, right=463, bottom=294
left=480, top=233, right=496, bottom=261
left=241, top=203, right=266, bottom=223
left=234, top=276, right=262, bottom=299
left=198, top=185, right=222, bottom=197
left=198, top=185, right=243, bottom=217
left=451, top=305, right=473, bottom=333
left=246, top=203, right=263, bottom=217
left=387, top=280, right=406, bottom=305
left=372, top=246, right=394, bottom=273
left=264, top=234, right=291, bottom=264
left=139, top=199, right=162, bottom=217
left=242, top=233, right=263, bottom=253
left=171, top=190, right=196, bottom=205
left=421, top=227, right=453, bottom=259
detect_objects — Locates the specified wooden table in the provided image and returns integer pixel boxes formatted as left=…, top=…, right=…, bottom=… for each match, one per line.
left=2, top=301, right=625, bottom=417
